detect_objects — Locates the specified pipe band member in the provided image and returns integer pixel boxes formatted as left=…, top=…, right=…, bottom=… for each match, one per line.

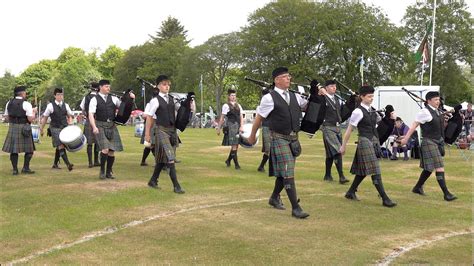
left=340, top=85, right=397, bottom=208
left=80, top=82, right=100, bottom=168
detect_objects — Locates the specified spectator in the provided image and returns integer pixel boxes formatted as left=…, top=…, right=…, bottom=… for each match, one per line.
left=390, top=117, right=411, bottom=161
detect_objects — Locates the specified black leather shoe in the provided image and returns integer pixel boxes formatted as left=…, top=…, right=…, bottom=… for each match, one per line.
left=225, top=160, right=231, bottom=167
left=148, top=180, right=160, bottom=189
left=21, top=169, right=35, bottom=174
left=12, top=169, right=19, bottom=175
left=52, top=164, right=61, bottom=169
left=339, top=176, right=350, bottom=184
left=444, top=193, right=457, bottom=201
left=323, top=175, right=334, bottom=182
left=93, top=162, right=101, bottom=167
left=106, top=173, right=115, bottom=179
left=235, top=165, right=241, bottom=170
left=99, top=172, right=107, bottom=180
left=412, top=186, right=425, bottom=195
left=257, top=167, right=265, bottom=172
left=88, top=163, right=94, bottom=168
left=67, top=164, right=74, bottom=171
left=345, top=191, right=359, bottom=201
left=268, top=197, right=285, bottom=210
left=174, top=187, right=185, bottom=194
left=140, top=162, right=148, bottom=166
left=291, top=206, right=309, bottom=219
left=382, top=199, right=397, bottom=208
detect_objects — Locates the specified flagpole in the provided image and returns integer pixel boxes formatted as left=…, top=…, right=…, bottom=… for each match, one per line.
left=200, top=74, right=203, bottom=129
left=420, top=62, right=425, bottom=86
left=429, top=0, right=436, bottom=86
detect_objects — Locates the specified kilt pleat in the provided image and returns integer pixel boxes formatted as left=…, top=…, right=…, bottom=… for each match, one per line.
left=420, top=138, right=444, bottom=171
left=83, top=120, right=96, bottom=145
left=95, top=121, right=123, bottom=151
left=222, top=122, right=240, bottom=146
left=350, top=136, right=381, bottom=176
left=2, top=123, right=35, bottom=153
left=49, top=127, right=63, bottom=147
left=322, top=125, right=342, bottom=158
left=154, top=125, right=178, bottom=163
left=261, top=126, right=271, bottom=153
left=269, top=136, right=295, bottom=178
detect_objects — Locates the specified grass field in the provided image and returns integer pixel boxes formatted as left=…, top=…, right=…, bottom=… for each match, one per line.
left=0, top=124, right=472, bottom=264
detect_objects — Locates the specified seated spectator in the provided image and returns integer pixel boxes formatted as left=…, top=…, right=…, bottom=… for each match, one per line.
left=390, top=117, right=411, bottom=161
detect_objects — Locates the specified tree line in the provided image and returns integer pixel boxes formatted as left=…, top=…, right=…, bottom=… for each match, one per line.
left=0, top=0, right=471, bottom=115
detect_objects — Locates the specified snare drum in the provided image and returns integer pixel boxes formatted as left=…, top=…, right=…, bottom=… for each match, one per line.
left=135, top=121, right=144, bottom=137
left=59, top=125, right=87, bottom=152
left=239, top=123, right=260, bottom=148
left=31, top=124, right=40, bottom=143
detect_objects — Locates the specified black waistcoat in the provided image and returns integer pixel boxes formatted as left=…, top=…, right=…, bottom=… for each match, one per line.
left=95, top=95, right=116, bottom=122
left=267, top=90, right=302, bottom=135
left=7, top=98, right=27, bottom=124
left=421, top=107, right=444, bottom=140
left=155, top=95, right=175, bottom=127
left=84, top=93, right=95, bottom=114
left=324, top=96, right=341, bottom=125
left=357, top=106, right=378, bottom=139
left=50, top=102, right=68, bottom=128
left=226, top=103, right=241, bottom=125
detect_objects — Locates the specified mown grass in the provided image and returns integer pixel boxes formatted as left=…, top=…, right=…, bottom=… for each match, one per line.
left=0, top=124, right=472, bottom=264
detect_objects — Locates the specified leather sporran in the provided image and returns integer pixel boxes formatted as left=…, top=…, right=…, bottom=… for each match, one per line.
left=289, top=140, right=302, bottom=157
left=22, top=124, right=32, bottom=137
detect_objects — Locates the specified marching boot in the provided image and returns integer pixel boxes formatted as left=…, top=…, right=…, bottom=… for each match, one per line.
left=106, top=156, right=115, bottom=179
left=435, top=172, right=457, bottom=201
left=345, top=175, right=365, bottom=201
left=10, top=153, right=19, bottom=175
left=232, top=150, right=241, bottom=170
left=141, top=147, right=151, bottom=166
left=225, top=150, right=233, bottom=167
left=334, top=154, right=349, bottom=184
left=93, top=144, right=100, bottom=166
left=323, top=157, right=334, bottom=181
left=412, top=170, right=431, bottom=195
left=372, top=175, right=397, bottom=207
left=87, top=145, right=93, bottom=168
left=268, top=177, right=285, bottom=210
left=169, top=164, right=185, bottom=194
left=148, top=163, right=164, bottom=189
left=284, top=178, right=309, bottom=219
left=258, top=154, right=269, bottom=172
left=21, top=153, right=35, bottom=174
left=59, top=149, right=73, bottom=171
left=52, top=149, right=61, bottom=169
left=99, top=152, right=108, bottom=179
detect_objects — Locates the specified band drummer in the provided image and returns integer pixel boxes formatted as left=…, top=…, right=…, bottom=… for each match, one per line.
left=40, top=88, right=75, bottom=171
left=80, top=82, right=101, bottom=168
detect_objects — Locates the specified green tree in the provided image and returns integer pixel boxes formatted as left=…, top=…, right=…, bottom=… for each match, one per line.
left=402, top=0, right=472, bottom=104
left=149, top=16, right=189, bottom=44
left=16, top=60, right=58, bottom=104
left=0, top=71, right=17, bottom=111
left=57, top=47, right=86, bottom=64
left=99, top=45, right=125, bottom=81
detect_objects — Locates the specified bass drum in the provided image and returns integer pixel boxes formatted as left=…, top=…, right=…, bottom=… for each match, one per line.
left=239, top=123, right=260, bottom=148
left=59, top=125, right=87, bottom=152
left=31, top=124, right=40, bottom=143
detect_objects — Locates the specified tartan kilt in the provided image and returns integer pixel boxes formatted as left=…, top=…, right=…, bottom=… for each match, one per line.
left=83, top=120, right=95, bottom=145
left=350, top=136, right=381, bottom=176
left=154, top=125, right=179, bottom=163
left=222, top=122, right=240, bottom=146
left=269, top=136, right=295, bottom=178
left=261, top=126, right=271, bottom=154
left=95, top=121, right=123, bottom=152
left=49, top=127, right=64, bottom=148
left=322, top=125, right=342, bottom=158
left=420, top=138, right=444, bottom=171
left=2, top=123, right=35, bottom=153
left=140, top=124, right=156, bottom=145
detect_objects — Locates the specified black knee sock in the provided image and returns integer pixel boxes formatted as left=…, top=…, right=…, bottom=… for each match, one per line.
left=414, top=170, right=431, bottom=189
left=226, top=150, right=233, bottom=162
left=106, top=156, right=115, bottom=175
left=372, top=174, right=390, bottom=201
left=59, top=149, right=71, bottom=166
left=93, top=144, right=100, bottom=164
left=259, top=154, right=269, bottom=169
left=87, top=145, right=93, bottom=165
left=271, top=177, right=284, bottom=199
left=141, top=147, right=151, bottom=163
left=325, top=157, right=333, bottom=177
left=435, top=172, right=452, bottom=196
left=100, top=152, right=108, bottom=173
left=23, top=153, right=33, bottom=170
left=334, top=154, right=344, bottom=177
left=168, top=163, right=181, bottom=188
left=10, top=153, right=19, bottom=170
left=232, top=150, right=240, bottom=167
left=284, top=178, right=299, bottom=210
left=150, top=163, right=165, bottom=182
left=347, top=175, right=365, bottom=193
left=54, top=149, right=60, bottom=165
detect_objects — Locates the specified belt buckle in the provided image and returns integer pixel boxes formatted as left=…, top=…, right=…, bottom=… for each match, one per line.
left=336, top=122, right=340, bottom=127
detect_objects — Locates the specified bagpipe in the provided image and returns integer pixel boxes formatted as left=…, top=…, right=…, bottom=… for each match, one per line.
left=400, top=87, right=460, bottom=144
left=136, top=76, right=195, bottom=131
left=244, top=76, right=358, bottom=136
left=114, top=88, right=136, bottom=125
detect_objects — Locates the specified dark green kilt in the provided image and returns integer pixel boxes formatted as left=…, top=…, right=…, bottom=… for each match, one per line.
left=269, top=133, right=297, bottom=178
left=83, top=120, right=95, bottom=145
left=50, top=127, right=64, bottom=148
left=322, top=125, right=342, bottom=158
left=420, top=138, right=444, bottom=171
left=350, top=136, right=381, bottom=176
left=222, top=122, right=240, bottom=146
left=140, top=124, right=156, bottom=145
left=95, top=121, right=123, bottom=151
left=2, top=123, right=35, bottom=153
left=261, top=126, right=271, bottom=154
left=154, top=125, right=179, bottom=163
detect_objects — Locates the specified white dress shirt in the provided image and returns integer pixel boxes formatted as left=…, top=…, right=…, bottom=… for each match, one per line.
left=349, top=103, right=382, bottom=127
left=144, top=92, right=180, bottom=117
left=42, top=101, right=73, bottom=117
left=415, top=104, right=437, bottom=124
left=79, top=91, right=97, bottom=111
left=221, top=103, right=243, bottom=115
left=88, top=93, right=121, bottom=114
left=256, top=87, right=308, bottom=118
left=4, top=96, right=34, bottom=117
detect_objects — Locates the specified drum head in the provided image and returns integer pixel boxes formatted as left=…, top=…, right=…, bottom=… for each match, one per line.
left=239, top=123, right=260, bottom=148
left=59, top=125, right=82, bottom=144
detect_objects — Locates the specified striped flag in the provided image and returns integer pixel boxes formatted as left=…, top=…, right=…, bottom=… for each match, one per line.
left=414, top=21, right=433, bottom=63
